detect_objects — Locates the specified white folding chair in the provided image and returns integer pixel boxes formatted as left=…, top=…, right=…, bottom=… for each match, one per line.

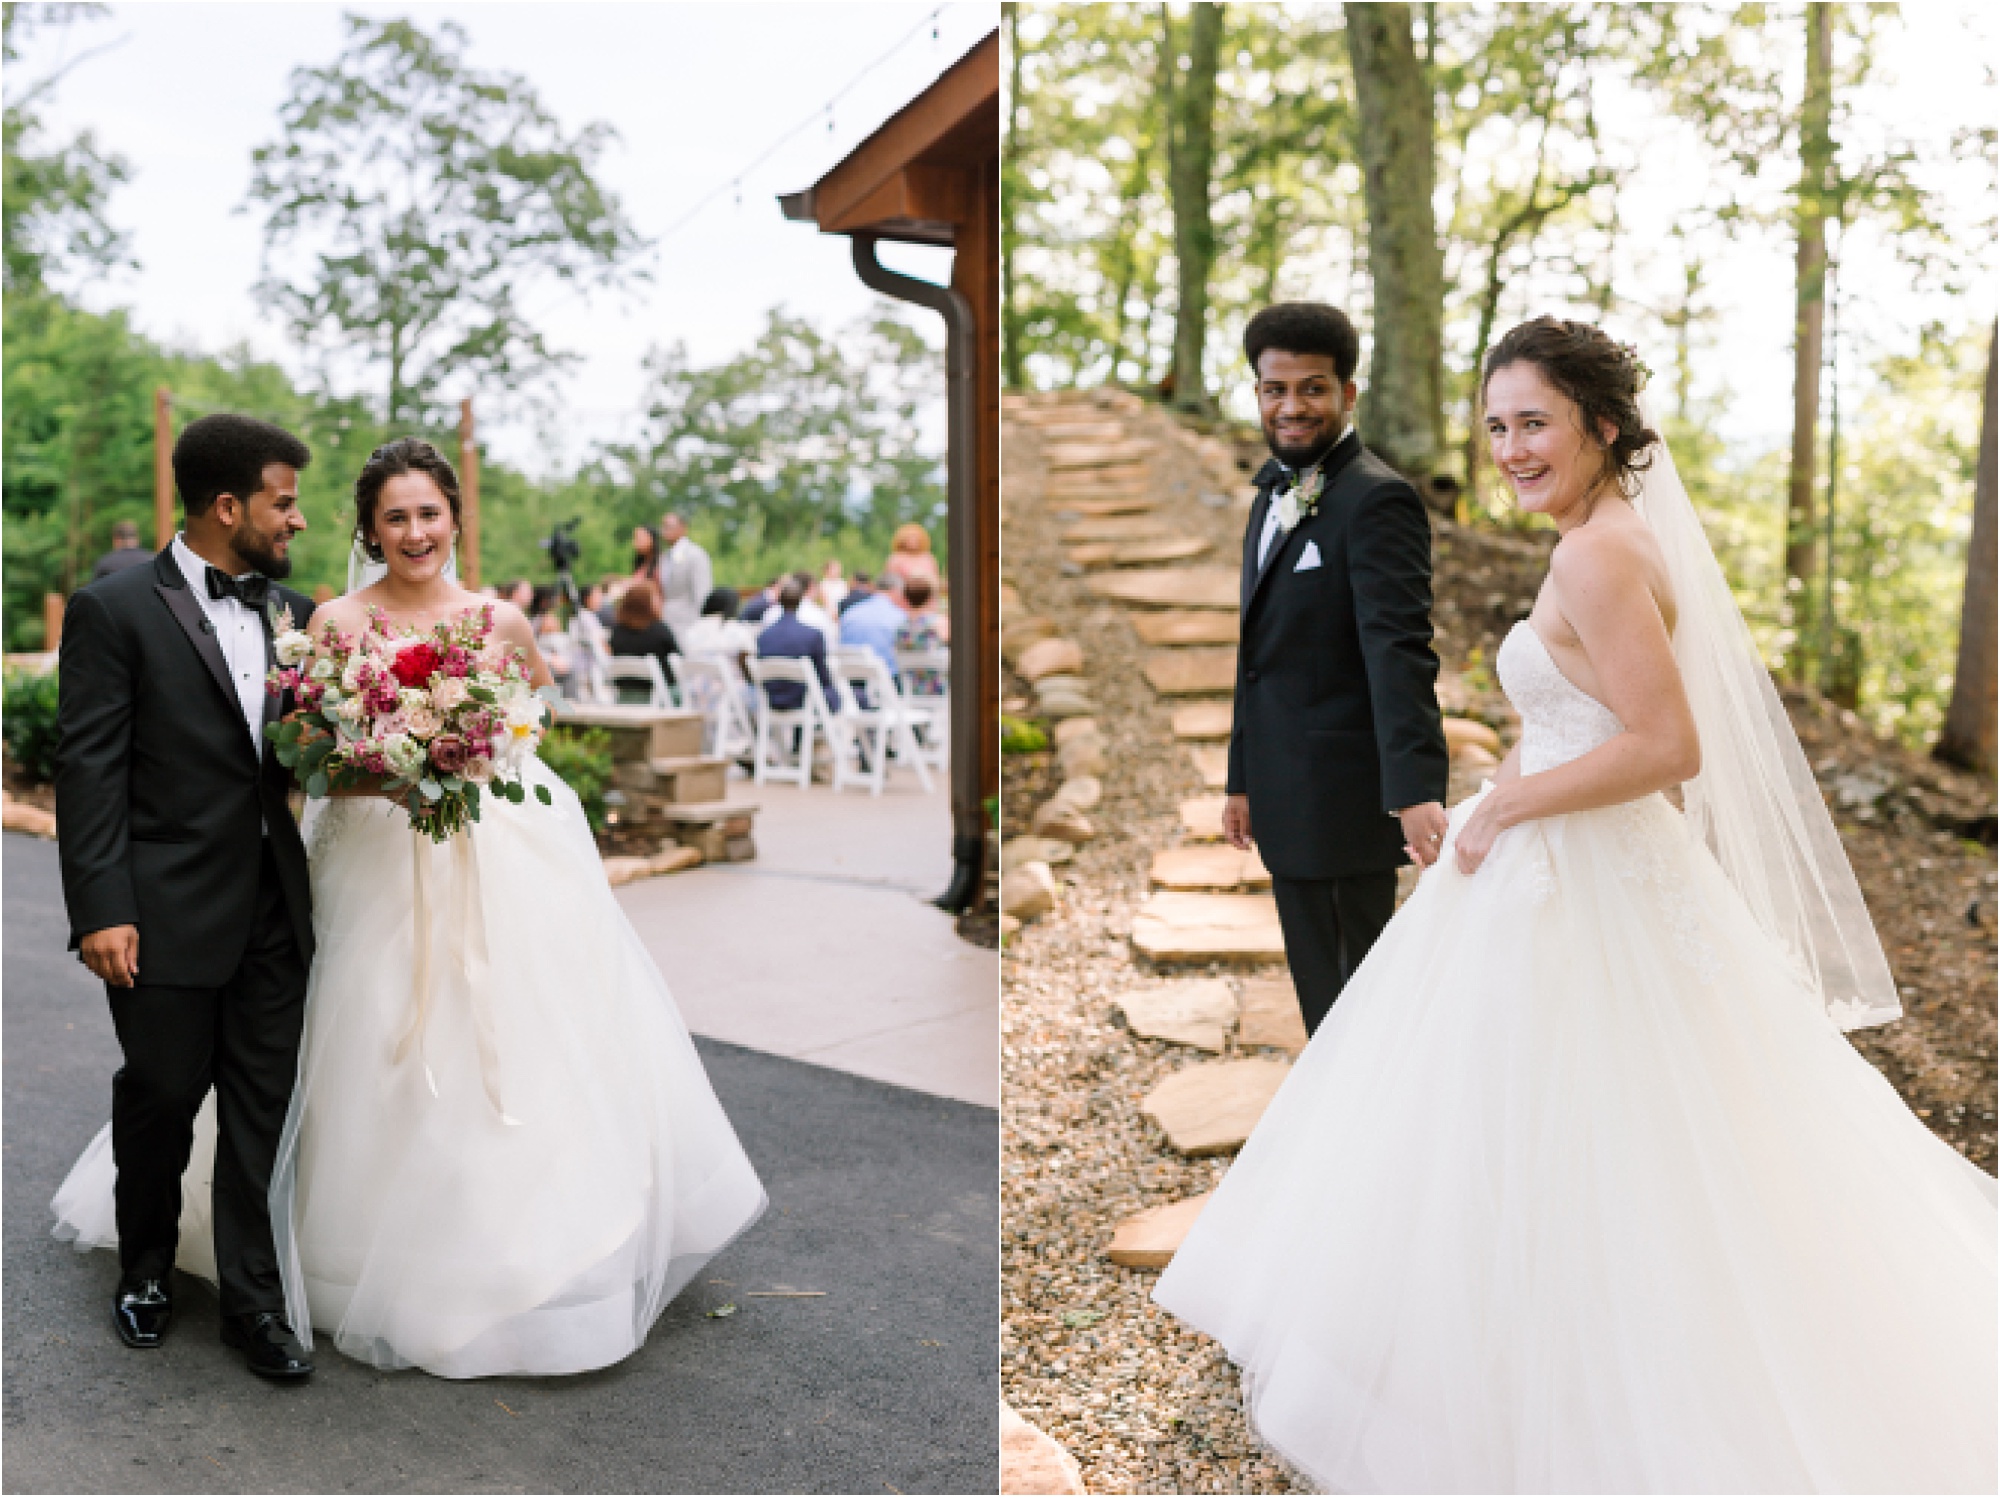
left=672, top=652, right=755, bottom=761
left=605, top=654, right=674, bottom=709
left=746, top=656, right=824, bottom=787
left=832, top=648, right=931, bottom=793
left=894, top=647, right=952, bottom=770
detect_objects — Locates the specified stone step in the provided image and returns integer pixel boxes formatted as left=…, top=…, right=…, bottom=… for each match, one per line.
left=1066, top=536, right=1211, bottom=569
left=1187, top=743, right=1229, bottom=789
left=1131, top=891, right=1285, bottom=961
left=1001, top=1403, right=1088, bottom=1495
left=649, top=754, right=730, bottom=804
left=1444, top=716, right=1504, bottom=756
left=1142, top=649, right=1237, bottom=696
left=1058, top=515, right=1175, bottom=543
left=1044, top=442, right=1153, bottom=471
left=1132, top=611, right=1239, bottom=646
left=1170, top=701, right=1234, bottom=740
left=1087, top=568, right=1239, bottom=610
left=1113, top=978, right=1239, bottom=1051
left=1140, top=1057, right=1290, bottom=1154
left=1179, top=795, right=1226, bottom=840
left=1107, top=1192, right=1214, bottom=1269
left=1053, top=496, right=1162, bottom=517
left=554, top=702, right=706, bottom=761
left=656, top=798, right=760, bottom=863
left=1149, top=843, right=1268, bottom=891
left=1236, top=977, right=1309, bottom=1055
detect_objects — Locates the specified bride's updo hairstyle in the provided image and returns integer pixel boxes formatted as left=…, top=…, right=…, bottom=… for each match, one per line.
left=1482, top=316, right=1660, bottom=499
left=352, top=437, right=463, bottom=562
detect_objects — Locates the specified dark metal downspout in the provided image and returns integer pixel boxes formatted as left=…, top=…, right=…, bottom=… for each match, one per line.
left=850, top=234, right=984, bottom=914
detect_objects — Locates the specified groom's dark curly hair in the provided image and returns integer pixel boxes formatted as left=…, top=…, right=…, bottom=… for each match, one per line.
left=172, top=414, right=312, bottom=517
left=1244, top=303, right=1360, bottom=382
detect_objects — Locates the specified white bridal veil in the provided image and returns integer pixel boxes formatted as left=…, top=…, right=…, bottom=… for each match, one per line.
left=1633, top=411, right=1900, bottom=1031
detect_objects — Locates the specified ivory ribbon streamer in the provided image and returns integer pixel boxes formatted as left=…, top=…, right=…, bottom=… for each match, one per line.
left=394, top=827, right=521, bottom=1126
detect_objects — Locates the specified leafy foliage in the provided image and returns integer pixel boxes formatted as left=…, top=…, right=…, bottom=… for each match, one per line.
left=2, top=666, right=61, bottom=783
left=537, top=725, right=612, bottom=833
left=1001, top=715, right=1049, bottom=754
left=247, top=14, right=648, bottom=425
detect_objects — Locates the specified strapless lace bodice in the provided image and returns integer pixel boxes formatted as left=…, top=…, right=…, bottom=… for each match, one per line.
left=1497, top=621, right=1625, bottom=773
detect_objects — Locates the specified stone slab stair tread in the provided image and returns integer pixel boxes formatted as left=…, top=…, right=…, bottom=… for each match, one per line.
left=1086, top=568, right=1239, bottom=609
left=1170, top=701, right=1234, bottom=739
left=1132, top=612, right=1240, bottom=646
left=1106, top=1192, right=1215, bottom=1269
left=1139, top=1057, right=1290, bottom=1154
left=655, top=800, right=762, bottom=823
left=1142, top=649, right=1238, bottom=696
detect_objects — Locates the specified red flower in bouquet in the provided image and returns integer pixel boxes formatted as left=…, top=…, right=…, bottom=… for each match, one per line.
left=391, top=641, right=442, bottom=689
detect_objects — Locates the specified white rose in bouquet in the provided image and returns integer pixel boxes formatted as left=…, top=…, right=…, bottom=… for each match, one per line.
left=274, top=630, right=314, bottom=667
left=404, top=703, right=443, bottom=740
left=462, top=754, right=496, bottom=786
left=310, top=656, right=338, bottom=681
left=381, top=733, right=426, bottom=781
left=431, top=676, right=470, bottom=714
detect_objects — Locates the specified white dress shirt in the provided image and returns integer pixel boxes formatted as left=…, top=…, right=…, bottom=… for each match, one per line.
left=1257, top=430, right=1357, bottom=570
left=170, top=534, right=269, bottom=761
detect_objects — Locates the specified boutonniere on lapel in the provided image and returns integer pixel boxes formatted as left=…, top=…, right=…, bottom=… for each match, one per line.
left=1272, top=465, right=1326, bottom=536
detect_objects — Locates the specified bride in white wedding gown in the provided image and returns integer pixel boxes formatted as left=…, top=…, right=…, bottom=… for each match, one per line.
left=1154, top=320, right=1996, bottom=1493
left=54, top=439, right=766, bottom=1378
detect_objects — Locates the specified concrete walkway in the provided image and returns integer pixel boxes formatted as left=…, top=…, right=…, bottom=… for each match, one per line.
left=618, top=776, right=998, bottom=1108
left=2, top=832, right=997, bottom=1494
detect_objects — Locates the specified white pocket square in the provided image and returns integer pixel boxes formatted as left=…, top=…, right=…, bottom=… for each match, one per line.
left=1294, top=540, right=1322, bottom=572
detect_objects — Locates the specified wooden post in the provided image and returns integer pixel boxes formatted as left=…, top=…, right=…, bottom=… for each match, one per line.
left=153, top=386, right=174, bottom=549
left=458, top=397, right=480, bottom=589
left=43, top=593, right=64, bottom=652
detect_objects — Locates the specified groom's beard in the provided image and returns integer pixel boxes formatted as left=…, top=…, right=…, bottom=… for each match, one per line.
left=235, top=526, right=295, bottom=580
left=1266, top=420, right=1347, bottom=471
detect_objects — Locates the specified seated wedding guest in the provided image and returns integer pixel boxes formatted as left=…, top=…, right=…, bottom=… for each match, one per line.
left=503, top=578, right=535, bottom=611
left=573, top=581, right=611, bottom=653
left=609, top=579, right=680, bottom=699
left=895, top=575, right=949, bottom=697
left=756, top=578, right=840, bottom=712
left=882, top=523, right=940, bottom=591
left=739, top=575, right=784, bottom=626
left=595, top=574, right=625, bottom=628
left=838, top=571, right=875, bottom=616
left=791, top=569, right=839, bottom=647
left=819, top=559, right=849, bottom=615
left=533, top=599, right=580, bottom=696
left=680, top=587, right=758, bottom=665
left=839, top=571, right=907, bottom=675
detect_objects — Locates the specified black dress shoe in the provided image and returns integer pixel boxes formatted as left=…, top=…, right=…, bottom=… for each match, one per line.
left=112, top=1278, right=172, bottom=1349
left=220, top=1312, right=314, bottom=1380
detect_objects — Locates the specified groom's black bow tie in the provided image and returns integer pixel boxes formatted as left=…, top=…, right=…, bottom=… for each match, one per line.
left=1252, top=458, right=1288, bottom=490
left=206, top=567, right=270, bottom=610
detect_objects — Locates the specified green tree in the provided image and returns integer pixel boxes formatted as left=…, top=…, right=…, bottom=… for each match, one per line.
left=1345, top=2, right=1444, bottom=479
left=2, top=3, right=129, bottom=294
left=1160, top=1, right=1224, bottom=412
left=1935, top=326, right=1996, bottom=773
left=246, top=13, right=647, bottom=426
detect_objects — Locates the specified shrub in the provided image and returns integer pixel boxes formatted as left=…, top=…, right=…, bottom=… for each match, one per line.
left=1001, top=715, right=1048, bottom=755
left=537, top=726, right=613, bottom=833
left=2, top=668, right=61, bottom=784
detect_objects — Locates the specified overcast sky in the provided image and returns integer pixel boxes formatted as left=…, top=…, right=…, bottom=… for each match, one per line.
left=14, top=1, right=997, bottom=471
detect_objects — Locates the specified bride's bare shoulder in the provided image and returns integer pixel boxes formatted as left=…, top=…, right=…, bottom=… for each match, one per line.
left=1550, top=511, right=1674, bottom=624
left=308, top=592, right=372, bottom=637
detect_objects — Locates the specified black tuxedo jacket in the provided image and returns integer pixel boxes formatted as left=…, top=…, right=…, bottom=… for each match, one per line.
left=1226, top=433, right=1449, bottom=880
left=56, top=549, right=316, bottom=987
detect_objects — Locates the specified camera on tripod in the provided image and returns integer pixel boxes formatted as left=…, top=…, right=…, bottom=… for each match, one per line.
left=541, top=517, right=583, bottom=575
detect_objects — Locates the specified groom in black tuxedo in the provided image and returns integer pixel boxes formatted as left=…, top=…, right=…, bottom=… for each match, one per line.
left=1225, top=304, right=1450, bottom=1036
left=57, top=414, right=318, bottom=1378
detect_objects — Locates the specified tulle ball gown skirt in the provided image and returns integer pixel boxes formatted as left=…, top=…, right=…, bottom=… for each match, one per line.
left=1153, top=789, right=1997, bottom=1494
left=55, top=759, right=767, bottom=1379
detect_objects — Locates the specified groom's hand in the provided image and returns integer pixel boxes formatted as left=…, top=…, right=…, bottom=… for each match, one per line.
left=80, top=924, right=140, bottom=988
left=1223, top=794, right=1254, bottom=850
left=1397, top=802, right=1449, bottom=869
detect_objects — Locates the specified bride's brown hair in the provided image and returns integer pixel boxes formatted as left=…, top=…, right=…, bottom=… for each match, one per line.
left=353, top=438, right=462, bottom=562
left=1481, top=317, right=1660, bottom=499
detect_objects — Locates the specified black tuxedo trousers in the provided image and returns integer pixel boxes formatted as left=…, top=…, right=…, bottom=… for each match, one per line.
left=56, top=550, right=316, bottom=1311
left=1228, top=437, right=1449, bottom=1030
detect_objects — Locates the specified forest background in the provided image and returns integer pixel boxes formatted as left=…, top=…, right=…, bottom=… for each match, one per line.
left=3, top=4, right=955, bottom=651
left=1002, top=0, right=1996, bottom=761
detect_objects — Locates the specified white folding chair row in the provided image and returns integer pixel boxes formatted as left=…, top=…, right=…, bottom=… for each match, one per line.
left=893, top=648, right=951, bottom=772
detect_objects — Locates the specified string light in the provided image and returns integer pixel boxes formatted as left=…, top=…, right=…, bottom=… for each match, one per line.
left=654, top=5, right=950, bottom=245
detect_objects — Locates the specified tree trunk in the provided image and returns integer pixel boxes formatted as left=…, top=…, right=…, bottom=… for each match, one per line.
left=1936, top=326, right=1998, bottom=775
left=1002, top=2, right=1026, bottom=391
left=1345, top=2, right=1444, bottom=480
left=1163, top=2, right=1222, bottom=413
left=1786, top=4, right=1834, bottom=672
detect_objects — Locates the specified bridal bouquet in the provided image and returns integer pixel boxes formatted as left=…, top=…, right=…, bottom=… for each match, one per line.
left=265, top=602, right=553, bottom=842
